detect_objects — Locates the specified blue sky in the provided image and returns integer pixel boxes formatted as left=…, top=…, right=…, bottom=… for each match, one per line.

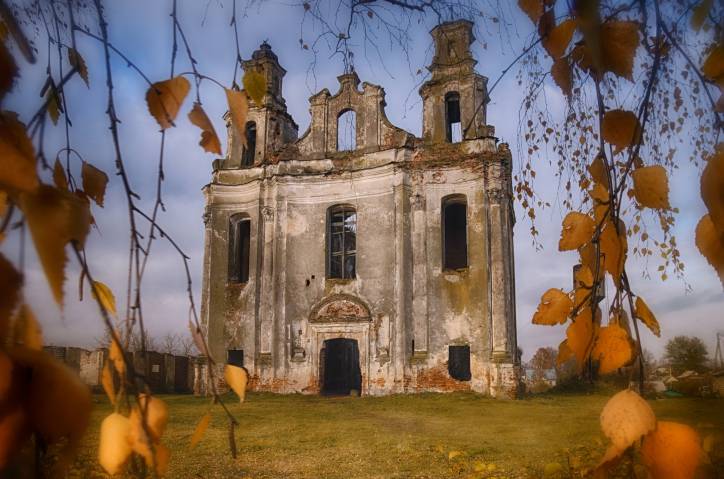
left=5, top=1, right=723, bottom=362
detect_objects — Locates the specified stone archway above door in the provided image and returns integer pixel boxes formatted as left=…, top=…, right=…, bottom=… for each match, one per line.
left=309, top=294, right=371, bottom=323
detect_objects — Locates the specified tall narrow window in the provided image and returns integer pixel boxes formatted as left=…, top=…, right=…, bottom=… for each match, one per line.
left=337, top=109, right=356, bottom=151
left=242, top=122, right=256, bottom=167
left=327, top=205, right=356, bottom=279
left=442, top=195, right=468, bottom=270
left=228, top=215, right=250, bottom=283
left=445, top=92, right=462, bottom=143
left=448, top=345, right=471, bottom=381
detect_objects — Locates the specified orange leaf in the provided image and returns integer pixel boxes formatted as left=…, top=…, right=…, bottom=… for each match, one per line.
left=518, top=0, right=543, bottom=24
left=52, top=158, right=68, bottom=191
left=591, top=323, right=633, bottom=374
left=574, top=264, right=594, bottom=289
left=588, top=156, right=608, bottom=186
left=634, top=296, right=660, bottom=337
left=12, top=304, right=42, bottom=350
left=242, top=69, right=266, bottom=105
left=109, top=334, right=126, bottom=376
left=600, top=389, right=656, bottom=451
left=532, top=288, right=572, bottom=325
left=91, top=281, right=117, bottom=317
left=566, top=307, right=596, bottom=367
left=641, top=422, right=702, bottom=479
left=632, top=165, right=669, bottom=209
left=188, top=102, right=222, bottom=155
left=702, top=45, right=724, bottom=83
left=0, top=40, right=18, bottom=102
left=81, top=161, right=109, bottom=207
left=67, top=47, right=89, bottom=87
left=0, top=253, right=21, bottom=341
left=700, top=148, right=724, bottom=234
left=695, top=214, right=724, bottom=288
left=601, top=109, right=642, bottom=152
left=224, top=364, right=249, bottom=402
left=559, top=212, right=595, bottom=251
left=225, top=88, right=249, bottom=148
left=599, top=218, right=627, bottom=286
left=691, top=0, right=713, bottom=31
left=0, top=112, right=37, bottom=193
left=19, top=185, right=91, bottom=306
left=543, top=19, right=577, bottom=59
left=556, top=339, right=573, bottom=367
left=101, top=360, right=116, bottom=405
left=190, top=412, right=211, bottom=448
left=551, top=57, right=572, bottom=97
left=146, top=76, right=191, bottom=129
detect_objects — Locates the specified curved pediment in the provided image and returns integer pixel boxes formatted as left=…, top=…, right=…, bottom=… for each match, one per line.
left=310, top=294, right=371, bottom=323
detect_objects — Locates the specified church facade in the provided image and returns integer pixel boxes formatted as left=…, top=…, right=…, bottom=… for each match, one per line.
left=200, top=20, right=519, bottom=398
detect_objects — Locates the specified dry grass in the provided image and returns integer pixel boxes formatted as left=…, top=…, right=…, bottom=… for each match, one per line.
left=68, top=390, right=724, bottom=478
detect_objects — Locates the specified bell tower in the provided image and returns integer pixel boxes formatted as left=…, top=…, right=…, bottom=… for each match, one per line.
left=419, top=20, right=491, bottom=143
left=223, top=41, right=298, bottom=168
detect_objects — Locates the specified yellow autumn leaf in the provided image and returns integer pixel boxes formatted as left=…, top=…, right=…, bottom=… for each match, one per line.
left=691, top=0, right=713, bottom=31
left=634, top=296, right=660, bottom=337
left=101, top=360, right=116, bottom=405
left=67, top=47, right=89, bottom=87
left=136, top=394, right=168, bottom=442
left=98, top=413, right=132, bottom=475
left=0, top=253, right=21, bottom=340
left=600, top=218, right=627, bottom=286
left=702, top=45, right=724, bottom=83
left=641, top=422, right=702, bottom=479
left=632, top=165, right=669, bottom=209
left=589, top=182, right=609, bottom=204
left=601, top=109, right=642, bottom=152
left=243, top=69, right=266, bottom=105
left=551, top=57, right=572, bottom=97
left=532, top=288, right=573, bottom=325
left=188, top=102, right=222, bottom=155
left=599, top=21, right=640, bottom=80
left=588, top=155, right=608, bottom=186
left=19, top=184, right=91, bottom=306
left=574, top=264, right=594, bottom=288
left=10, top=346, right=92, bottom=445
left=518, top=0, right=543, bottom=24
left=190, top=412, right=211, bottom=448
left=12, top=304, right=42, bottom=350
left=109, top=334, right=126, bottom=376
left=543, top=18, right=577, bottom=59
left=700, top=148, right=724, bottom=234
left=591, top=323, right=634, bottom=374
left=559, top=212, right=595, bottom=251
left=146, top=76, right=191, bottom=129
left=154, top=442, right=171, bottom=476
left=52, top=158, right=68, bottom=190
left=600, top=389, right=656, bottom=452
left=566, top=308, right=595, bottom=367
left=0, top=111, right=38, bottom=193
left=92, top=281, right=117, bottom=317
left=45, top=87, right=60, bottom=125
left=225, top=88, right=249, bottom=148
left=556, top=339, right=573, bottom=367
left=224, top=363, right=248, bottom=402
left=695, top=214, right=724, bottom=288
left=81, top=161, right=109, bottom=207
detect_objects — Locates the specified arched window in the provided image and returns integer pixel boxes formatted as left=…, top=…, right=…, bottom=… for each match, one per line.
left=327, top=205, right=356, bottom=279
left=242, top=122, right=256, bottom=167
left=228, top=214, right=250, bottom=283
left=442, top=195, right=467, bottom=270
left=445, top=92, right=462, bottom=143
left=337, top=109, right=356, bottom=151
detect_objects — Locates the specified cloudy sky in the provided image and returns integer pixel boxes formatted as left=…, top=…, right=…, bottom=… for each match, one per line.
left=5, top=1, right=723, bottom=362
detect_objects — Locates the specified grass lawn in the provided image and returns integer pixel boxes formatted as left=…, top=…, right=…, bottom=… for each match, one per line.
left=69, top=390, right=724, bottom=478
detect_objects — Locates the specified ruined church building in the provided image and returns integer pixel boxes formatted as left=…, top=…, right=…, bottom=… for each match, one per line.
left=201, top=20, right=519, bottom=398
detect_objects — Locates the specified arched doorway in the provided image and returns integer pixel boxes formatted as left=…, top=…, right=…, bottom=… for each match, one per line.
left=320, top=338, right=361, bottom=395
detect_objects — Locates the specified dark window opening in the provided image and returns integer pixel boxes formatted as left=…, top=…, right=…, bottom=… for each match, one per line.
left=445, top=92, right=462, bottom=143
left=321, top=338, right=361, bottom=395
left=443, top=197, right=468, bottom=270
left=242, top=121, right=256, bottom=167
left=227, top=349, right=244, bottom=368
left=448, top=345, right=471, bottom=381
left=327, top=205, right=356, bottom=279
left=337, top=109, right=356, bottom=151
left=228, top=215, right=250, bottom=283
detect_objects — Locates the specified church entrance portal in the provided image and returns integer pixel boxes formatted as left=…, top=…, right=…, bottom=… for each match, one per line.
left=320, top=338, right=362, bottom=395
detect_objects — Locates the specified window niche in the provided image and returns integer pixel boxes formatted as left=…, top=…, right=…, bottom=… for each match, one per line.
left=445, top=92, right=462, bottom=143
left=442, top=195, right=468, bottom=270
left=242, top=121, right=257, bottom=167
left=448, top=345, right=471, bottom=381
left=228, top=214, right=251, bottom=283
left=337, top=109, right=356, bottom=151
left=327, top=205, right=357, bottom=279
